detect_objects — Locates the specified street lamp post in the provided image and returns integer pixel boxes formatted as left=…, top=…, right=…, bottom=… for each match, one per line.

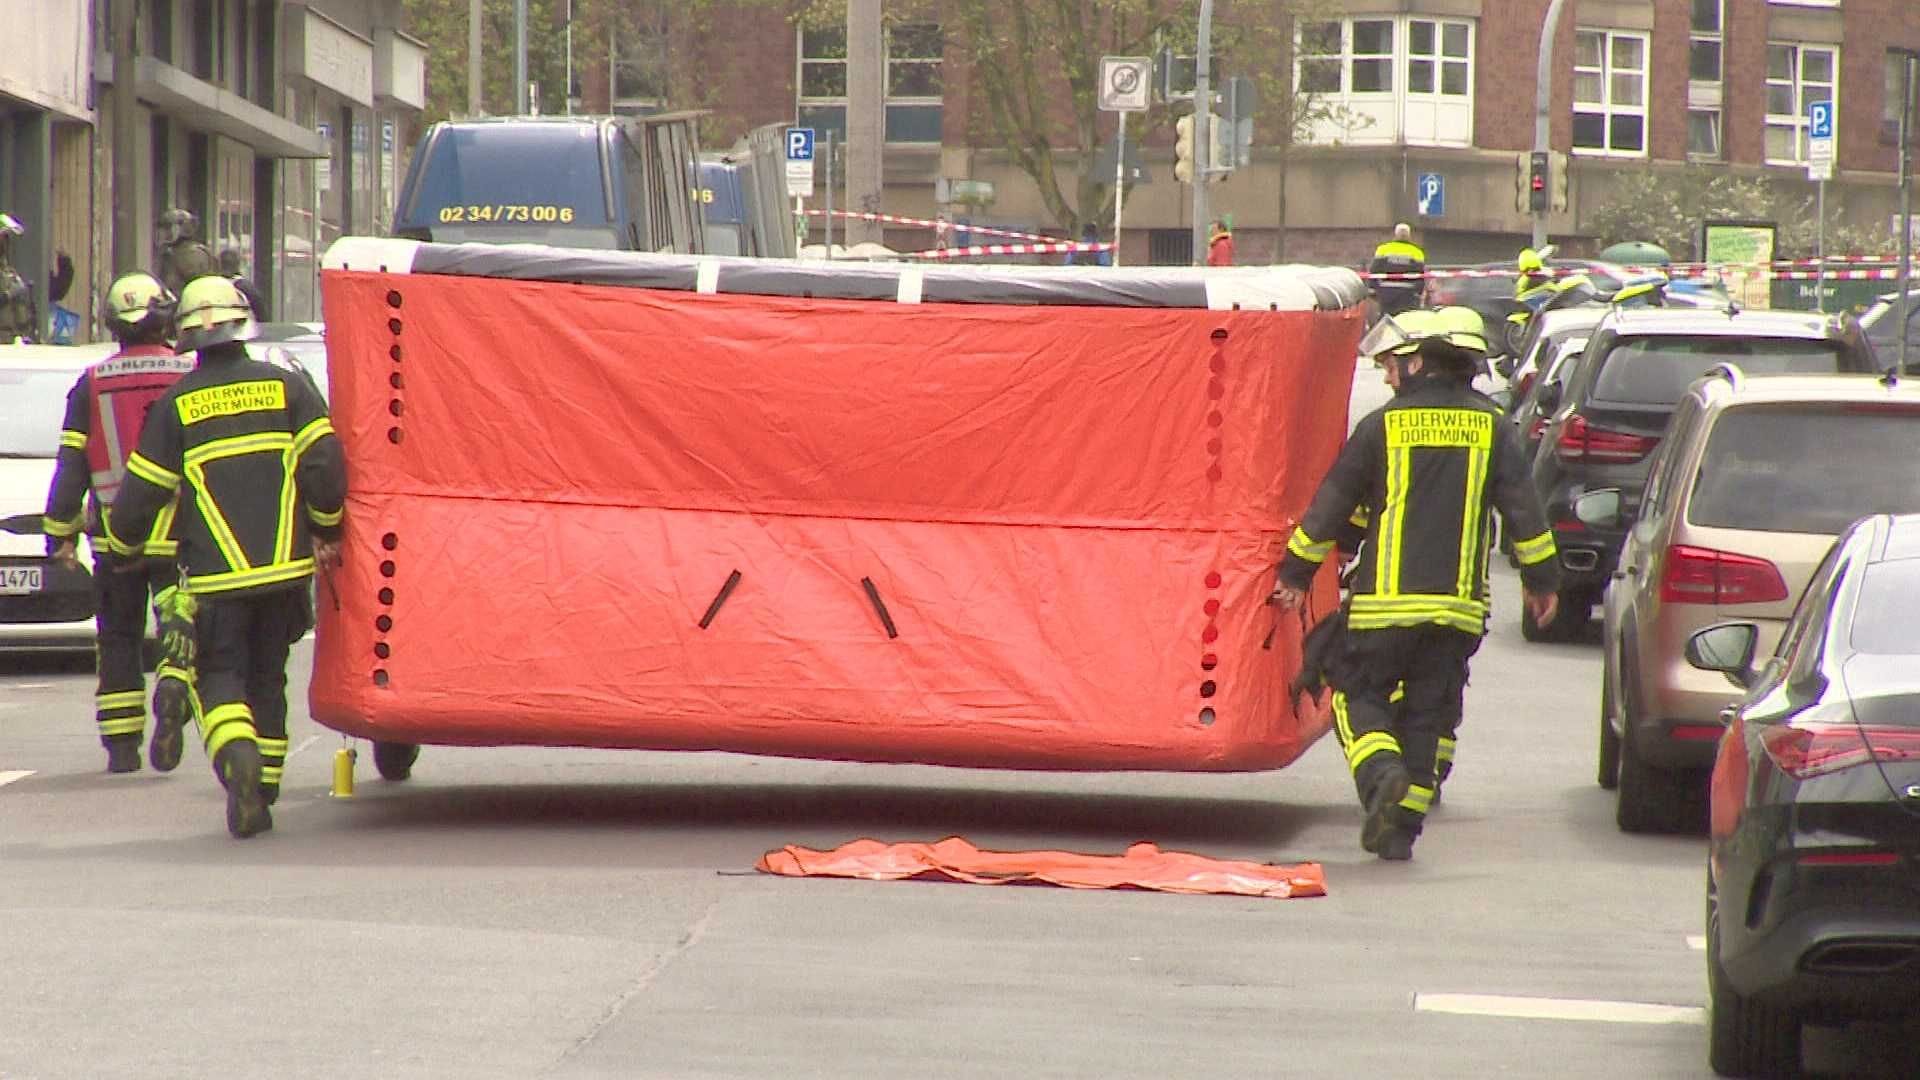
left=1190, top=0, right=1215, bottom=265
left=1532, top=0, right=1570, bottom=250
left=1898, top=49, right=1918, bottom=377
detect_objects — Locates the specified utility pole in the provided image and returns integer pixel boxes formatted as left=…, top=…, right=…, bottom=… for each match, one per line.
left=468, top=0, right=482, bottom=116
left=1189, top=0, right=1215, bottom=265
left=109, top=0, right=139, bottom=271
left=515, top=0, right=529, bottom=115
left=1899, top=50, right=1917, bottom=376
left=1531, top=0, right=1570, bottom=249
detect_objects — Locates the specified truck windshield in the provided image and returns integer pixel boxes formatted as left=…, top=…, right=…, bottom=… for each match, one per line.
left=399, top=124, right=613, bottom=243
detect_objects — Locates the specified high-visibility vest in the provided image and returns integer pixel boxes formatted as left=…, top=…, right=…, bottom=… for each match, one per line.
left=85, top=345, right=196, bottom=505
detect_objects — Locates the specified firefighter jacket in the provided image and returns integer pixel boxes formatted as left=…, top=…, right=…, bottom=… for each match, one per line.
left=1278, top=378, right=1561, bottom=636
left=43, top=345, right=196, bottom=556
left=105, top=350, right=345, bottom=595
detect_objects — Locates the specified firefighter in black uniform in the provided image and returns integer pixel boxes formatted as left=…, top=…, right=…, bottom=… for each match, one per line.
left=1367, top=223, right=1427, bottom=317
left=1272, top=307, right=1561, bottom=861
left=43, top=272, right=197, bottom=773
left=106, top=276, right=346, bottom=838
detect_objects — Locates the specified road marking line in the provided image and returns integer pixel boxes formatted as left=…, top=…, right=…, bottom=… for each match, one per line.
left=1686, top=935, right=1707, bottom=951
left=288, top=735, right=319, bottom=759
left=1415, top=993, right=1705, bottom=1026
left=0, top=770, right=36, bottom=788
left=12, top=682, right=53, bottom=690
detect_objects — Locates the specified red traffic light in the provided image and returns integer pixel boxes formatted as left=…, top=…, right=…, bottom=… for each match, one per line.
left=1531, top=176, right=1546, bottom=190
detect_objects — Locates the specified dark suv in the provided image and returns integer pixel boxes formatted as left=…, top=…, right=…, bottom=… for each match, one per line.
left=1524, top=307, right=1879, bottom=641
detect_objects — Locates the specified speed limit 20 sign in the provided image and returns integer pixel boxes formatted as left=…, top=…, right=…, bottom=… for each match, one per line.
left=1099, top=56, right=1152, bottom=112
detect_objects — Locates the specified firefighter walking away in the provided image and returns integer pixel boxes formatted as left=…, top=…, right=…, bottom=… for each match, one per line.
left=1272, top=307, right=1561, bottom=861
left=42, top=272, right=197, bottom=773
left=106, top=276, right=346, bottom=838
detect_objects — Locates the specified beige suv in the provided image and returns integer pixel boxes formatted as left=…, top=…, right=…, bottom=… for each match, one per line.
left=1585, top=368, right=1920, bottom=833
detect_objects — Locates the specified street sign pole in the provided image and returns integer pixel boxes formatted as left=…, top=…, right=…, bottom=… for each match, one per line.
left=1098, top=56, right=1151, bottom=269
left=1191, top=0, right=1214, bottom=265
left=1902, top=53, right=1917, bottom=377
left=1531, top=0, right=1571, bottom=249
left=1808, top=100, right=1835, bottom=314
left=824, top=131, right=834, bottom=261
left=1112, top=116, right=1126, bottom=267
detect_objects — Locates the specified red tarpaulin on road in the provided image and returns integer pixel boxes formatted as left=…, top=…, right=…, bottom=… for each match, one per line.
left=756, top=837, right=1327, bottom=899
left=312, top=241, right=1364, bottom=770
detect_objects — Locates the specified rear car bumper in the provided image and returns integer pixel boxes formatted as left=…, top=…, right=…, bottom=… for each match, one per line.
left=0, top=556, right=96, bottom=649
left=1722, top=908, right=1920, bottom=1017
left=1549, top=524, right=1622, bottom=600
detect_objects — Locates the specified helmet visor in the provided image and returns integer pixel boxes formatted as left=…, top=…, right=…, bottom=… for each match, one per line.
left=1357, top=313, right=1415, bottom=361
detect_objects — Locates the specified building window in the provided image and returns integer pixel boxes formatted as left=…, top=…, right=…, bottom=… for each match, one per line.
left=610, top=9, right=671, bottom=115
left=1765, top=43, right=1837, bottom=164
left=1573, top=29, right=1647, bottom=157
left=885, top=22, right=942, bottom=144
left=796, top=25, right=848, bottom=141
left=1295, top=17, right=1473, bottom=146
left=1689, top=1, right=1723, bottom=159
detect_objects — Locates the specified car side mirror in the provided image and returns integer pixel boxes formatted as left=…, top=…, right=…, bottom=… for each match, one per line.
left=1685, top=622, right=1760, bottom=688
left=1572, top=488, right=1623, bottom=530
left=1536, top=381, right=1563, bottom=412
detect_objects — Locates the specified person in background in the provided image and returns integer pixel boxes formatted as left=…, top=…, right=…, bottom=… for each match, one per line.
left=1368, top=223, right=1427, bottom=316
left=218, top=247, right=266, bottom=318
left=1206, top=220, right=1235, bottom=267
left=155, top=208, right=218, bottom=297
left=0, top=213, right=33, bottom=342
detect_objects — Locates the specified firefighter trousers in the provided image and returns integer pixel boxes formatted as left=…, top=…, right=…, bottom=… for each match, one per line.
left=194, top=586, right=310, bottom=795
left=90, top=555, right=175, bottom=746
left=1328, top=624, right=1480, bottom=837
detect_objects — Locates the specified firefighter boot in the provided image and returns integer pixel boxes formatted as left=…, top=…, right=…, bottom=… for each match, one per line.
left=1376, top=827, right=1416, bottom=862
left=1359, top=758, right=1411, bottom=855
left=105, top=733, right=142, bottom=774
left=215, top=741, right=272, bottom=839
left=149, top=678, right=191, bottom=773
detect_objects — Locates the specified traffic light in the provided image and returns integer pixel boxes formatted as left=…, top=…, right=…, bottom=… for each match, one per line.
left=1175, top=114, right=1195, bottom=183
left=1528, top=151, right=1550, bottom=213
left=1550, top=150, right=1571, bottom=212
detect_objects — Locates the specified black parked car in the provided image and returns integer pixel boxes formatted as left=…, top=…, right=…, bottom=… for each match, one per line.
left=1524, top=307, right=1879, bottom=642
left=1425, top=258, right=1625, bottom=363
left=1688, top=512, right=1920, bottom=1078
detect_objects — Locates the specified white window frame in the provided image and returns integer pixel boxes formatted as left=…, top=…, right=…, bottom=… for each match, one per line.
left=1572, top=28, right=1649, bottom=158
left=1293, top=15, right=1474, bottom=147
left=795, top=24, right=848, bottom=139
left=1765, top=42, right=1838, bottom=165
left=1688, top=0, right=1724, bottom=160
left=883, top=22, right=943, bottom=146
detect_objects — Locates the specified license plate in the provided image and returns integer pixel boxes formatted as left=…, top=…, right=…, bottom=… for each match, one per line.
left=0, top=566, right=44, bottom=595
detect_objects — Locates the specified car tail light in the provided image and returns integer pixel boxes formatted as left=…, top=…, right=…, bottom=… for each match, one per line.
left=1759, top=723, right=1920, bottom=780
left=1799, top=851, right=1901, bottom=867
left=1555, top=415, right=1659, bottom=463
left=1658, top=545, right=1789, bottom=605
left=1669, top=724, right=1724, bottom=741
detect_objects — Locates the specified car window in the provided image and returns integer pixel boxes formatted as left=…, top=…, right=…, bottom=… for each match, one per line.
left=1593, top=336, right=1846, bottom=404
left=0, top=366, right=78, bottom=458
left=1685, top=404, right=1920, bottom=534
left=1850, top=558, right=1920, bottom=655
left=1642, top=397, right=1702, bottom=515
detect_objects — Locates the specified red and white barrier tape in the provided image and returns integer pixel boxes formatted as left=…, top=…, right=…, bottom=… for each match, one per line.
left=1371, top=259, right=1909, bottom=282
left=906, top=241, right=1114, bottom=260
left=801, top=208, right=1069, bottom=245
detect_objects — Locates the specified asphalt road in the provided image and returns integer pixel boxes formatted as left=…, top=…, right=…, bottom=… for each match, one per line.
left=2, top=363, right=1913, bottom=1079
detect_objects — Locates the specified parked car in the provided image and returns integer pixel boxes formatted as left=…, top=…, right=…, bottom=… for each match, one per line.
left=1525, top=307, right=1880, bottom=642
left=1426, top=258, right=1626, bottom=362
left=1687, top=512, right=1920, bottom=1077
left=251, top=321, right=329, bottom=399
left=0, top=344, right=113, bottom=650
left=1588, top=369, right=1920, bottom=832
left=1508, top=335, right=1589, bottom=460
left=1858, top=288, right=1920, bottom=369
left=1507, top=305, right=1607, bottom=399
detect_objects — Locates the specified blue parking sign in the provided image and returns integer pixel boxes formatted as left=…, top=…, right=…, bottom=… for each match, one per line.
left=1417, top=173, right=1444, bottom=217
left=1808, top=101, right=1834, bottom=141
left=786, top=127, right=815, bottom=162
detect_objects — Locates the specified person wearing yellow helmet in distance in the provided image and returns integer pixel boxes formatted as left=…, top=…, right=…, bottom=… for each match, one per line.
left=1272, top=307, right=1561, bottom=861
left=105, top=275, right=346, bottom=838
left=42, top=272, right=197, bottom=774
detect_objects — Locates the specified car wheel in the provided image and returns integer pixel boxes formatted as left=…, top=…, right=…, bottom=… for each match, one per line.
left=1616, top=716, right=1686, bottom=833
left=372, top=741, right=420, bottom=782
left=1708, top=879, right=1802, bottom=1077
left=1597, top=668, right=1621, bottom=790
left=1520, top=591, right=1588, bottom=643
